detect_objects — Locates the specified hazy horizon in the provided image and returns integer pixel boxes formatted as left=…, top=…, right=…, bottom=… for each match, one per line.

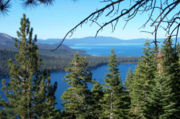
left=0, top=0, right=168, bottom=40
left=0, top=32, right=168, bottom=41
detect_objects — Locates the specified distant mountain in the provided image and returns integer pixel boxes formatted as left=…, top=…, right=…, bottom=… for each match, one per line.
left=1, top=33, right=179, bottom=48
left=0, top=33, right=15, bottom=49
left=38, top=36, right=146, bottom=45
left=38, top=36, right=124, bottom=45
left=0, top=33, right=69, bottom=50
left=0, top=33, right=83, bottom=56
left=0, top=33, right=139, bottom=77
left=38, top=36, right=177, bottom=46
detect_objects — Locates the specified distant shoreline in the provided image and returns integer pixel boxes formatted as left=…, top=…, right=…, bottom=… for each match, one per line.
left=0, top=62, right=137, bottom=79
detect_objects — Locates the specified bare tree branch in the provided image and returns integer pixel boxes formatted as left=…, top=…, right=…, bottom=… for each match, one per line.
left=54, top=0, right=180, bottom=49
left=53, top=0, right=124, bottom=50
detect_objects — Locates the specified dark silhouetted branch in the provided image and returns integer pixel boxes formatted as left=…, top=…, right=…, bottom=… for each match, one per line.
left=55, top=0, right=180, bottom=49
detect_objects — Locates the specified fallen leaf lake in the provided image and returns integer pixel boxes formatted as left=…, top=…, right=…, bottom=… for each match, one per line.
left=1, top=43, right=144, bottom=109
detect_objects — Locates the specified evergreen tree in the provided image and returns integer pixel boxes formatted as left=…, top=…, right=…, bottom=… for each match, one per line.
left=0, top=14, right=59, bottom=119
left=125, top=69, right=133, bottom=90
left=161, top=37, right=180, bottom=118
left=145, top=37, right=180, bottom=119
left=128, top=41, right=157, bottom=118
left=89, top=80, right=104, bottom=119
left=61, top=53, right=92, bottom=119
left=101, top=49, right=130, bottom=119
left=144, top=73, right=175, bottom=119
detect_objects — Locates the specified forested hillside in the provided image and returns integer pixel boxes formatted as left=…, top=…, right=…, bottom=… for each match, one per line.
left=0, top=32, right=139, bottom=77
left=0, top=48, right=138, bottom=77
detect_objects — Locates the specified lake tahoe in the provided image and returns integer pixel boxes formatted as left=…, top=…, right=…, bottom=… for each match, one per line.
left=70, top=44, right=144, bottom=56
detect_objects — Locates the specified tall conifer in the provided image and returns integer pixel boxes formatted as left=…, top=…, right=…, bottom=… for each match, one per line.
left=125, top=69, right=133, bottom=90
left=61, top=53, right=92, bottom=119
left=161, top=37, right=180, bottom=118
left=0, top=14, right=58, bottom=119
left=101, top=49, right=129, bottom=119
left=145, top=37, right=180, bottom=118
left=128, top=41, right=157, bottom=118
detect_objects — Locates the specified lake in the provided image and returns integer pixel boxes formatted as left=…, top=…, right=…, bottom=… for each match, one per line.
left=53, top=44, right=140, bottom=108
left=0, top=44, right=139, bottom=109
left=70, top=44, right=144, bottom=56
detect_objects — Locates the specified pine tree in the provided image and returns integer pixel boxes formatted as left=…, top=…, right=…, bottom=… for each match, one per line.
left=101, top=49, right=130, bottom=119
left=128, top=41, right=157, bottom=118
left=144, top=73, right=175, bottom=119
left=145, top=37, right=180, bottom=118
left=125, top=69, right=133, bottom=90
left=0, top=14, right=59, bottom=119
left=161, top=36, right=180, bottom=118
left=89, top=80, right=104, bottom=119
left=61, top=53, right=92, bottom=119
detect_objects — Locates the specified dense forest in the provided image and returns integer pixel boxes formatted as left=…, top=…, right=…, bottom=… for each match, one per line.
left=0, top=14, right=180, bottom=119
left=0, top=48, right=139, bottom=77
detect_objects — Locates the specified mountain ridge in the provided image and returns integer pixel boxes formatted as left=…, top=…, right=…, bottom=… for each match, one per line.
left=37, top=36, right=174, bottom=46
left=1, top=33, right=179, bottom=47
left=0, top=33, right=84, bottom=56
left=38, top=36, right=149, bottom=45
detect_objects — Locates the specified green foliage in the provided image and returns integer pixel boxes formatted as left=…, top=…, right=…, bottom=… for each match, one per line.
left=61, top=53, right=93, bottom=119
left=89, top=80, right=104, bottom=119
left=0, top=14, right=59, bottom=119
left=0, top=48, right=139, bottom=77
left=127, top=41, right=158, bottom=118
left=125, top=69, right=133, bottom=90
left=160, top=37, right=180, bottom=118
left=145, top=73, right=175, bottom=119
left=145, top=37, right=180, bottom=119
left=101, top=49, right=130, bottom=119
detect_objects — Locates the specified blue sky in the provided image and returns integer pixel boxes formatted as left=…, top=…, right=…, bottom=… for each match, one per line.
left=0, top=0, right=166, bottom=39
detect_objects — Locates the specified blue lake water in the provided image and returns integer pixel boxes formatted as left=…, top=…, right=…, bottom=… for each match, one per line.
left=50, top=64, right=136, bottom=109
left=70, top=44, right=144, bottom=56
